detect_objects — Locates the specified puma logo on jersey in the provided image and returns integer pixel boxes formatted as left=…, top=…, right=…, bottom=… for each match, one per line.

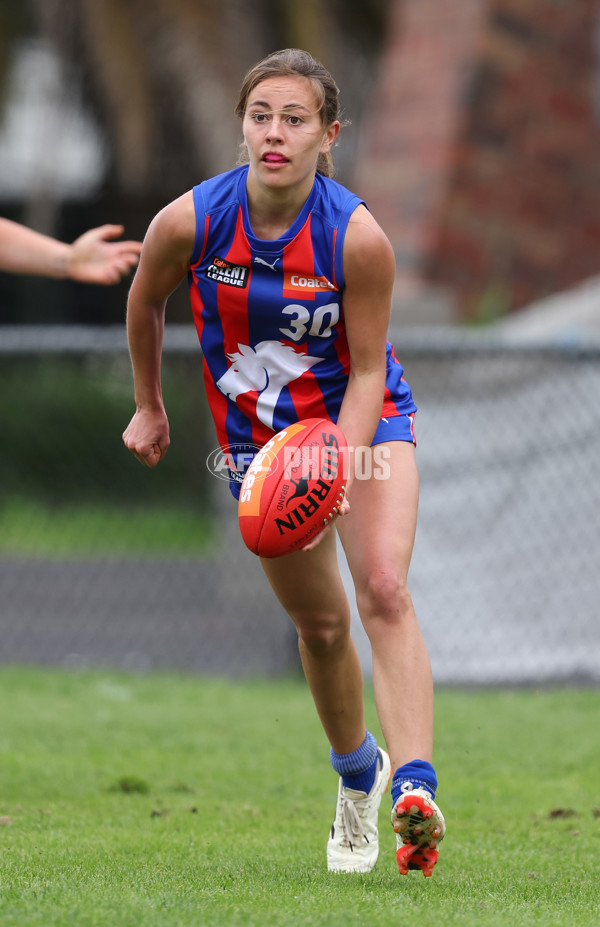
left=206, top=256, right=249, bottom=288
left=253, top=256, right=280, bottom=272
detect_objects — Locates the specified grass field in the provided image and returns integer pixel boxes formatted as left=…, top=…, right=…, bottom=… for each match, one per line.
left=0, top=668, right=598, bottom=926
left=0, top=498, right=213, bottom=558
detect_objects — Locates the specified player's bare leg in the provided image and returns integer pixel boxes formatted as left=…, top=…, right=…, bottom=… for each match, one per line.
left=261, top=531, right=391, bottom=872
left=337, top=440, right=445, bottom=875
left=260, top=529, right=365, bottom=755
left=338, top=442, right=432, bottom=767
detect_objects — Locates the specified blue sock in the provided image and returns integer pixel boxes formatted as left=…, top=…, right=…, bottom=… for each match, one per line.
left=391, top=759, right=437, bottom=806
left=330, top=731, right=378, bottom=794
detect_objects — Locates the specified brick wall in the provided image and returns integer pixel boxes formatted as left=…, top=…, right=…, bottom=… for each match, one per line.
left=354, top=0, right=600, bottom=323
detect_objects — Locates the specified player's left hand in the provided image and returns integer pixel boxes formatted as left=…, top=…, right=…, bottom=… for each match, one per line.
left=68, top=225, right=142, bottom=285
left=301, top=493, right=350, bottom=552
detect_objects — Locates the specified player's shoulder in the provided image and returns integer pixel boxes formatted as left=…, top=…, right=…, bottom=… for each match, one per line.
left=344, top=203, right=393, bottom=260
left=139, top=191, right=196, bottom=270
left=343, top=204, right=395, bottom=282
left=194, top=165, right=248, bottom=215
left=149, top=191, right=195, bottom=245
left=313, top=172, right=364, bottom=223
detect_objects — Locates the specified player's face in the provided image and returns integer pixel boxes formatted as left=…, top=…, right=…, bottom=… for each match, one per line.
left=242, top=76, right=339, bottom=195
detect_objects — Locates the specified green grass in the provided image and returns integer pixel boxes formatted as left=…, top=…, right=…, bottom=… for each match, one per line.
left=0, top=668, right=598, bottom=926
left=0, top=498, right=213, bottom=557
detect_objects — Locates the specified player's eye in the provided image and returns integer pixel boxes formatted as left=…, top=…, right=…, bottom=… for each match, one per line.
left=286, top=115, right=303, bottom=126
left=250, top=112, right=270, bottom=123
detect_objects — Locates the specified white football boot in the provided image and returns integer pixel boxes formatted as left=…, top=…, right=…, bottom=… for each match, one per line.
left=327, top=748, right=391, bottom=873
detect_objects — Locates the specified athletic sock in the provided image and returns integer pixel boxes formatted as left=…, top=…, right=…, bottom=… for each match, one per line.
left=391, top=759, right=437, bottom=807
left=330, top=730, right=379, bottom=794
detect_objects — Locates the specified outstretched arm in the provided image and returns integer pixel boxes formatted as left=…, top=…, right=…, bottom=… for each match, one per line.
left=0, top=218, right=141, bottom=284
left=122, top=192, right=196, bottom=468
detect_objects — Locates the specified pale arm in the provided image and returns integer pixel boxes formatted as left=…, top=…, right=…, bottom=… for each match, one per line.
left=335, top=205, right=395, bottom=478
left=0, top=218, right=141, bottom=284
left=122, top=193, right=196, bottom=467
left=302, top=205, right=394, bottom=549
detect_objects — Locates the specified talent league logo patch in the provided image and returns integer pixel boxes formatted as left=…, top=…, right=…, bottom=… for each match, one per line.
left=206, top=256, right=249, bottom=288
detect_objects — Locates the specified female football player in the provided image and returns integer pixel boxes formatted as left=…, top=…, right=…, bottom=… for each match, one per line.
left=123, top=48, right=445, bottom=877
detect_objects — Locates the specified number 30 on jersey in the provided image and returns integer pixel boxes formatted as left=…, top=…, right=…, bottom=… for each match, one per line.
left=279, top=302, right=340, bottom=341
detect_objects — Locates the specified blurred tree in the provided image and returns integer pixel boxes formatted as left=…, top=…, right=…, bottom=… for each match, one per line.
left=3, top=0, right=389, bottom=324
left=31, top=0, right=390, bottom=198
left=0, top=1, right=31, bottom=98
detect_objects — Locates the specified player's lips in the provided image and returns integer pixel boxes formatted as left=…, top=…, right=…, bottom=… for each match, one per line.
left=262, top=152, right=289, bottom=164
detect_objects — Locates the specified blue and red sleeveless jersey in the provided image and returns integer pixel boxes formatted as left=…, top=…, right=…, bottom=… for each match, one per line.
left=188, top=165, right=415, bottom=466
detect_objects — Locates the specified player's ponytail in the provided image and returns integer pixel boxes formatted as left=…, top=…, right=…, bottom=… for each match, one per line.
left=317, top=150, right=335, bottom=178
left=235, top=48, right=344, bottom=178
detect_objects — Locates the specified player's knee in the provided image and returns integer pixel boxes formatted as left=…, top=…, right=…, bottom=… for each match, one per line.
left=358, top=568, right=413, bottom=627
left=295, top=614, right=349, bottom=658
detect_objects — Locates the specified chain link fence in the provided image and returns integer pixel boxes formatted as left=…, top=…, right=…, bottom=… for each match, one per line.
left=1, top=324, right=598, bottom=684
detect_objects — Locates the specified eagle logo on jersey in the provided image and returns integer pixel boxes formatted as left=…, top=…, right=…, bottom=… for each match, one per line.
left=215, top=340, right=323, bottom=430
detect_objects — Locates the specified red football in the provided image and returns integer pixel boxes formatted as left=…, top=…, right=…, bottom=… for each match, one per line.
left=238, top=418, right=347, bottom=558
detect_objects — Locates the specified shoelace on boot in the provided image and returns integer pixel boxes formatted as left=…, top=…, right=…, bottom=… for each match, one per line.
left=340, top=796, right=366, bottom=848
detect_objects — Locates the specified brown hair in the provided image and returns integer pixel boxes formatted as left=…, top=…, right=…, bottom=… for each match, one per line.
left=235, top=48, right=343, bottom=178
